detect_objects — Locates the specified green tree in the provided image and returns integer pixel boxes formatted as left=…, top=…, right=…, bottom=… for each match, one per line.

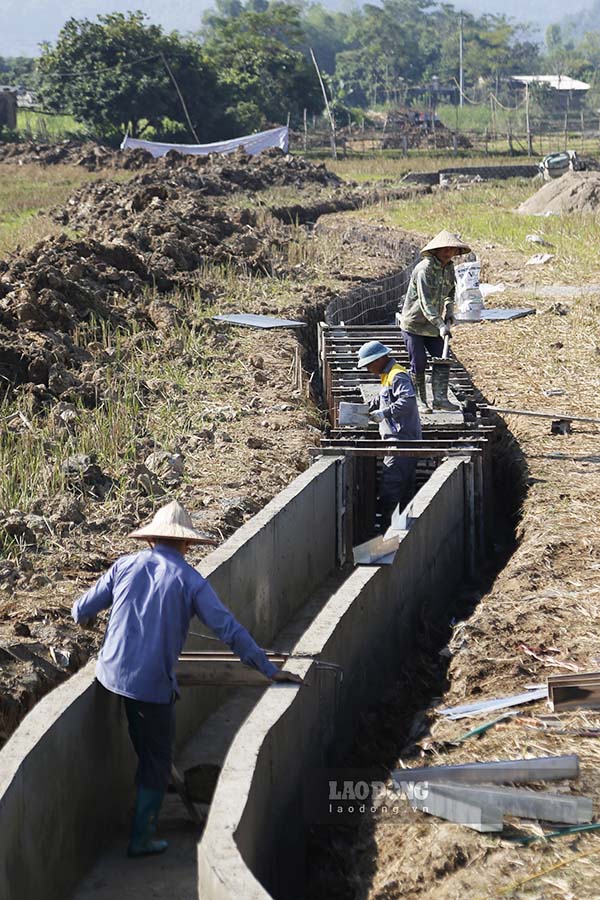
left=201, top=3, right=322, bottom=130
left=0, top=56, right=37, bottom=86
left=37, top=12, right=223, bottom=140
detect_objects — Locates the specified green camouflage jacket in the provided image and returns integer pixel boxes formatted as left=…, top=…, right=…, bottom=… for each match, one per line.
left=399, top=255, right=455, bottom=337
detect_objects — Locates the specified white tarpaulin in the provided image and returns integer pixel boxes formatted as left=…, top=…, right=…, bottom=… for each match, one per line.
left=120, top=126, right=289, bottom=158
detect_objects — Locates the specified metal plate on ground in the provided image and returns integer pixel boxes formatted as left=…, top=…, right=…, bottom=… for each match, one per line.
left=213, top=313, right=305, bottom=328
left=480, top=308, right=536, bottom=321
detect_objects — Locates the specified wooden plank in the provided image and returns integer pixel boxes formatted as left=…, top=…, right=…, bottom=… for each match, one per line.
left=320, top=438, right=488, bottom=448
left=311, top=447, right=478, bottom=459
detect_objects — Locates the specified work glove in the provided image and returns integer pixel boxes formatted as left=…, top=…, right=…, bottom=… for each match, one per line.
left=369, top=409, right=387, bottom=423
left=368, top=397, right=380, bottom=413
left=439, top=323, right=452, bottom=339
left=443, top=300, right=454, bottom=325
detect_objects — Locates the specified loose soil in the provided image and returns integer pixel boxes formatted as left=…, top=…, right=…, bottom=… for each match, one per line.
left=517, top=169, right=600, bottom=217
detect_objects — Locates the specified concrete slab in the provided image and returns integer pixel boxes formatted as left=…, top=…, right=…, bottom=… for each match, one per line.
left=395, top=754, right=579, bottom=786
left=431, top=783, right=593, bottom=825
left=178, top=689, right=263, bottom=804
left=73, top=795, right=203, bottom=900
left=353, top=532, right=400, bottom=565
left=411, top=784, right=503, bottom=832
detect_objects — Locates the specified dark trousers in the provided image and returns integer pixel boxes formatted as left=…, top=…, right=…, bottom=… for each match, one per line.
left=401, top=330, right=443, bottom=375
left=378, top=458, right=417, bottom=531
left=124, top=697, right=175, bottom=793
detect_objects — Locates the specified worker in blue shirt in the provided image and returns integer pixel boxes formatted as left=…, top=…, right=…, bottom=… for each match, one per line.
left=357, top=340, right=422, bottom=530
left=72, top=500, right=301, bottom=858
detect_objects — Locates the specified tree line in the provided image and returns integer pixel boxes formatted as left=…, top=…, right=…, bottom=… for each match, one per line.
left=3, top=2, right=600, bottom=142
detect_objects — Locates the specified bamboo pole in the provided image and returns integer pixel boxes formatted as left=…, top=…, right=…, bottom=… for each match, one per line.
left=309, top=47, right=337, bottom=160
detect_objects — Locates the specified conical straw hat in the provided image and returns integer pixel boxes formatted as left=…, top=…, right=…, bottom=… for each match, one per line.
left=421, top=230, right=471, bottom=256
left=129, top=500, right=217, bottom=544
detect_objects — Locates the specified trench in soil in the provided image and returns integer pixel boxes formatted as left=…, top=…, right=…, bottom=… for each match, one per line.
left=298, top=288, right=530, bottom=898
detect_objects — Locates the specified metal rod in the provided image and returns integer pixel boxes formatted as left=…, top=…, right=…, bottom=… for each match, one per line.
left=480, top=405, right=600, bottom=425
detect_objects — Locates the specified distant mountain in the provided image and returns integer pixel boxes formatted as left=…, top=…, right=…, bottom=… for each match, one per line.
left=1, top=0, right=595, bottom=58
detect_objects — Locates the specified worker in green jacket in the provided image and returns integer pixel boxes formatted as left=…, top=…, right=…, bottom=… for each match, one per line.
left=399, top=230, right=471, bottom=412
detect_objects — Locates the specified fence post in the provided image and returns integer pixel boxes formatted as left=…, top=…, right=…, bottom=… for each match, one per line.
left=452, top=132, right=458, bottom=156
left=402, top=133, right=408, bottom=157
left=303, top=108, right=307, bottom=154
left=525, top=84, right=533, bottom=156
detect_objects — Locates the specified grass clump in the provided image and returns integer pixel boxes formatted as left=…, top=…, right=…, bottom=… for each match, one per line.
left=356, top=179, right=600, bottom=284
left=17, top=110, right=88, bottom=141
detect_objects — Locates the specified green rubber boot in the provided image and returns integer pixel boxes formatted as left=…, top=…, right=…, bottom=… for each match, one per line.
left=431, top=364, right=460, bottom=412
left=414, top=371, right=432, bottom=414
left=127, top=786, right=169, bottom=858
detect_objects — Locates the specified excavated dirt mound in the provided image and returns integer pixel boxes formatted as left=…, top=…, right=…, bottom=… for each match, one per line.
left=517, top=169, right=600, bottom=216
left=0, top=151, right=345, bottom=401
left=0, top=138, right=345, bottom=186
left=0, top=139, right=151, bottom=170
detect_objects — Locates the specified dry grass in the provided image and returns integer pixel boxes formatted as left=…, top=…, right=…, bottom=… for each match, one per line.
left=0, top=164, right=130, bottom=257
left=329, top=211, right=600, bottom=898
left=352, top=179, right=600, bottom=285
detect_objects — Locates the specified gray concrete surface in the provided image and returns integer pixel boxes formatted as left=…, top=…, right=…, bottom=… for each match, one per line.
left=0, top=665, right=134, bottom=900
left=0, top=457, right=340, bottom=900
left=198, top=457, right=468, bottom=900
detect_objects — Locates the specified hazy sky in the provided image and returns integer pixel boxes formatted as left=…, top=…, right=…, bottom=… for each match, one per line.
left=1, top=0, right=591, bottom=57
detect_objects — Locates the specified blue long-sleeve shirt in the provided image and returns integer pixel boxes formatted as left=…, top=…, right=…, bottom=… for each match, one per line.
left=72, top=543, right=278, bottom=703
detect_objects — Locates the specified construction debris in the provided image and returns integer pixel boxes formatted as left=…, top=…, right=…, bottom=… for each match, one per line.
left=396, top=753, right=579, bottom=785
left=438, top=686, right=547, bottom=719
left=479, top=308, right=536, bottom=321
left=212, top=313, right=306, bottom=329
left=548, top=671, right=600, bottom=711
left=526, top=253, right=555, bottom=266
left=399, top=754, right=588, bottom=835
